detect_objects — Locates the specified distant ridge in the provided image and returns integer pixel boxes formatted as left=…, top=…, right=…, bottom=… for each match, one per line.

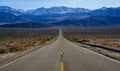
left=0, top=22, right=53, bottom=28
left=0, top=6, right=120, bottom=16
left=0, top=16, right=120, bottom=28
left=0, top=6, right=120, bottom=28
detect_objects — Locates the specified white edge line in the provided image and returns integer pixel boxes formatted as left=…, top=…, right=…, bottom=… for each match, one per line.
left=0, top=39, right=120, bottom=70
left=75, top=43, right=120, bottom=64
left=0, top=37, right=57, bottom=70
left=0, top=53, right=30, bottom=70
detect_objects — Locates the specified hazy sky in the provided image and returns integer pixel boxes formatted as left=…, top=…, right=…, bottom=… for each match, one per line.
left=0, top=0, right=120, bottom=10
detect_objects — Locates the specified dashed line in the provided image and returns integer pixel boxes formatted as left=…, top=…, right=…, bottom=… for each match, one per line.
left=60, top=61, right=64, bottom=71
left=60, top=51, right=64, bottom=56
left=59, top=47, right=64, bottom=71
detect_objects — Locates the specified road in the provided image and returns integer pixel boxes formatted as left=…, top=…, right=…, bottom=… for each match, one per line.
left=0, top=29, right=120, bottom=71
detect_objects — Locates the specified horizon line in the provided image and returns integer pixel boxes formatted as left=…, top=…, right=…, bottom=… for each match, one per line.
left=0, top=5, right=120, bottom=10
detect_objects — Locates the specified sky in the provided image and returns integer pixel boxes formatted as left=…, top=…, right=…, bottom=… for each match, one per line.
left=0, top=0, right=120, bottom=10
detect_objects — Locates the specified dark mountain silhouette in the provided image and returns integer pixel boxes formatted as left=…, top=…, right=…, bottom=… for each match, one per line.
left=0, top=16, right=120, bottom=28
left=0, top=22, right=53, bottom=28
left=51, top=16, right=120, bottom=27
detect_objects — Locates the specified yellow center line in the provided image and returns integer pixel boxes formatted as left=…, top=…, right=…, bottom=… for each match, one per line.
left=60, top=51, right=64, bottom=55
left=59, top=46, right=64, bottom=71
left=60, top=61, right=64, bottom=71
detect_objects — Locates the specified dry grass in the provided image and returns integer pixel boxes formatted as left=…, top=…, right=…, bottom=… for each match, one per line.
left=89, top=39, right=120, bottom=47
left=63, top=27, right=120, bottom=61
left=0, top=28, right=58, bottom=54
left=0, top=36, right=56, bottom=53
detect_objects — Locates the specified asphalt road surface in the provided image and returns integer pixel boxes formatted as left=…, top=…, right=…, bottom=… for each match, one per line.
left=0, top=29, right=120, bottom=71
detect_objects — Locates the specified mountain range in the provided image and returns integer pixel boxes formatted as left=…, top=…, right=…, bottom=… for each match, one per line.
left=0, top=6, right=89, bottom=16
left=0, top=6, right=120, bottom=28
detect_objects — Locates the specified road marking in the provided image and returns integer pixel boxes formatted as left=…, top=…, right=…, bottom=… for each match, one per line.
left=75, top=43, right=120, bottom=63
left=0, top=37, right=57, bottom=70
left=0, top=53, right=29, bottom=70
left=85, top=47, right=120, bottom=63
left=59, top=47, right=64, bottom=71
left=60, top=51, right=64, bottom=56
left=0, top=46, right=42, bottom=69
left=60, top=61, right=64, bottom=71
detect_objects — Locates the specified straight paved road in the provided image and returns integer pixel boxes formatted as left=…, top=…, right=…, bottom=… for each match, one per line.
left=0, top=29, right=120, bottom=71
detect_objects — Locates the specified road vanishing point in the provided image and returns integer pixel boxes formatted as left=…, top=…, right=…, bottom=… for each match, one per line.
left=0, top=29, right=120, bottom=71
